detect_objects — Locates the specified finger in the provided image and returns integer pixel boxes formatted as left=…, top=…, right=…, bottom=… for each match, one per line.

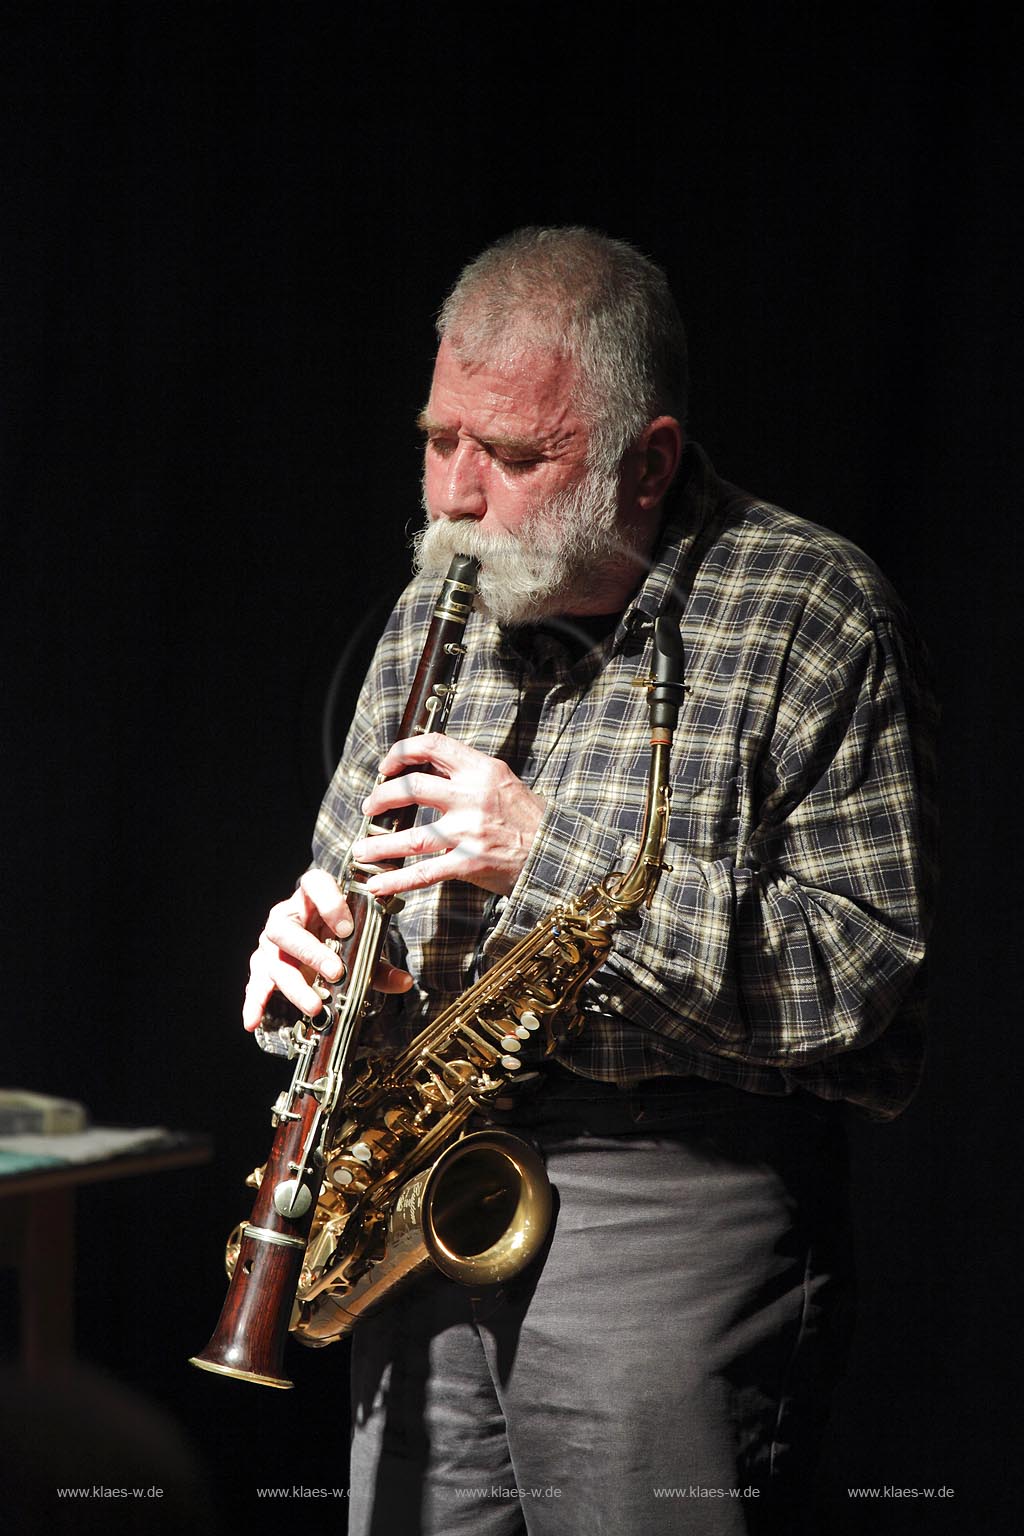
left=243, top=946, right=412, bottom=1031
left=242, top=967, right=275, bottom=1031
left=373, top=959, right=415, bottom=994
left=298, top=867, right=354, bottom=938
left=262, top=910, right=346, bottom=981
left=351, top=818, right=454, bottom=866
left=363, top=770, right=461, bottom=822
left=241, top=945, right=328, bottom=1032
left=377, top=732, right=481, bottom=780
left=262, top=955, right=331, bottom=1020
left=365, top=847, right=479, bottom=898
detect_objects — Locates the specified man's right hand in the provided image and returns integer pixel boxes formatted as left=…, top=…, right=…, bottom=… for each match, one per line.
left=242, top=866, right=413, bottom=1031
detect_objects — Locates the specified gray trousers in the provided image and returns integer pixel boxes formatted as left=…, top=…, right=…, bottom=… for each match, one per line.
left=348, top=1074, right=853, bottom=1536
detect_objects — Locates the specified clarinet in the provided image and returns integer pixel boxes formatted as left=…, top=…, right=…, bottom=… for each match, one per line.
left=190, top=554, right=479, bottom=1388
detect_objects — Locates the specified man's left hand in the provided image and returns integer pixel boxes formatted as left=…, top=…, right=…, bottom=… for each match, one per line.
left=350, top=733, right=545, bottom=898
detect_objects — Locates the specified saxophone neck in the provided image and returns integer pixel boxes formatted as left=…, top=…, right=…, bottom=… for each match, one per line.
left=600, top=742, right=673, bottom=916
left=600, top=615, right=686, bottom=918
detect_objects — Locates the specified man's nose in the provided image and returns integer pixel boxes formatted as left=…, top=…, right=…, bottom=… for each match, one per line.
left=432, top=439, right=486, bottom=520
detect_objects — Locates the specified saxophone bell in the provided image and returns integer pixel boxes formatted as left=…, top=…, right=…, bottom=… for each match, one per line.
left=295, top=1131, right=552, bottom=1346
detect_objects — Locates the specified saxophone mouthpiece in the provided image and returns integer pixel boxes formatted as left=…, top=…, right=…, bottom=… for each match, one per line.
left=650, top=616, right=686, bottom=731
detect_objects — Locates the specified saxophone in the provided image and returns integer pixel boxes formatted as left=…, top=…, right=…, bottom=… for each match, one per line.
left=293, top=613, right=686, bottom=1349
left=192, top=605, right=685, bottom=1386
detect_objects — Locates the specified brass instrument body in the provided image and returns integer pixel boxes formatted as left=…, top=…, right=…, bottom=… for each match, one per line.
left=290, top=622, right=685, bottom=1347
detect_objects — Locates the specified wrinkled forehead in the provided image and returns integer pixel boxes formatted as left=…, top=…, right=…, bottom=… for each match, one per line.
left=427, top=337, right=586, bottom=430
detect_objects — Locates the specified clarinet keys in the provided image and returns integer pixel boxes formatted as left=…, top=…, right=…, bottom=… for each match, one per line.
left=273, top=1179, right=313, bottom=1220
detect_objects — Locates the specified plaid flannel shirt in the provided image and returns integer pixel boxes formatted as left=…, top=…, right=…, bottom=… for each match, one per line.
left=313, top=443, right=938, bottom=1119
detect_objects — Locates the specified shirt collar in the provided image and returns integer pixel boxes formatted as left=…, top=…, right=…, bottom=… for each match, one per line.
left=620, top=439, right=720, bottom=631
left=491, top=439, right=721, bottom=674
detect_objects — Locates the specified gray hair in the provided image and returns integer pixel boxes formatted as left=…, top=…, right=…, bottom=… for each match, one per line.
left=436, top=226, right=688, bottom=473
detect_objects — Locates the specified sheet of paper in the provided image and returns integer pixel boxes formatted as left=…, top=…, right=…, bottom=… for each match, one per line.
left=0, top=1125, right=171, bottom=1168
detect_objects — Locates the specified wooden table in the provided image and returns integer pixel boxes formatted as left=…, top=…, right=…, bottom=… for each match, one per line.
left=0, top=1133, right=211, bottom=1374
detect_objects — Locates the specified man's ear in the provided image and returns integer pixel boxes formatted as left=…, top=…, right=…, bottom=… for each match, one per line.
left=631, top=416, right=684, bottom=513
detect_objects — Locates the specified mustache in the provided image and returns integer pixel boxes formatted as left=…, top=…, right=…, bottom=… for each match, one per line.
left=411, top=469, right=647, bottom=626
left=411, top=518, right=560, bottom=621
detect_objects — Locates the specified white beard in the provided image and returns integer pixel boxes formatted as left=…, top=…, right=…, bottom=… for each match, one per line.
left=412, top=465, right=643, bottom=626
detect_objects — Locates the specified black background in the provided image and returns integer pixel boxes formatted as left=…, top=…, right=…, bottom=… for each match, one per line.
left=2, top=3, right=1020, bottom=1532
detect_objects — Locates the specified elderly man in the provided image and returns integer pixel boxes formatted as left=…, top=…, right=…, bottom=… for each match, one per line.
left=244, top=228, right=936, bottom=1534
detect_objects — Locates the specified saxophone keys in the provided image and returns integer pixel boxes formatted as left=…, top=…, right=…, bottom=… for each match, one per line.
left=520, top=1011, right=541, bottom=1032
left=499, top=1035, right=522, bottom=1053
left=500, top=1055, right=522, bottom=1071
left=325, top=1154, right=369, bottom=1192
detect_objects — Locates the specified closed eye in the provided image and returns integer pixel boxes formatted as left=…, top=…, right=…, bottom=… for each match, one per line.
left=424, top=434, right=542, bottom=473
left=493, top=452, right=542, bottom=475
